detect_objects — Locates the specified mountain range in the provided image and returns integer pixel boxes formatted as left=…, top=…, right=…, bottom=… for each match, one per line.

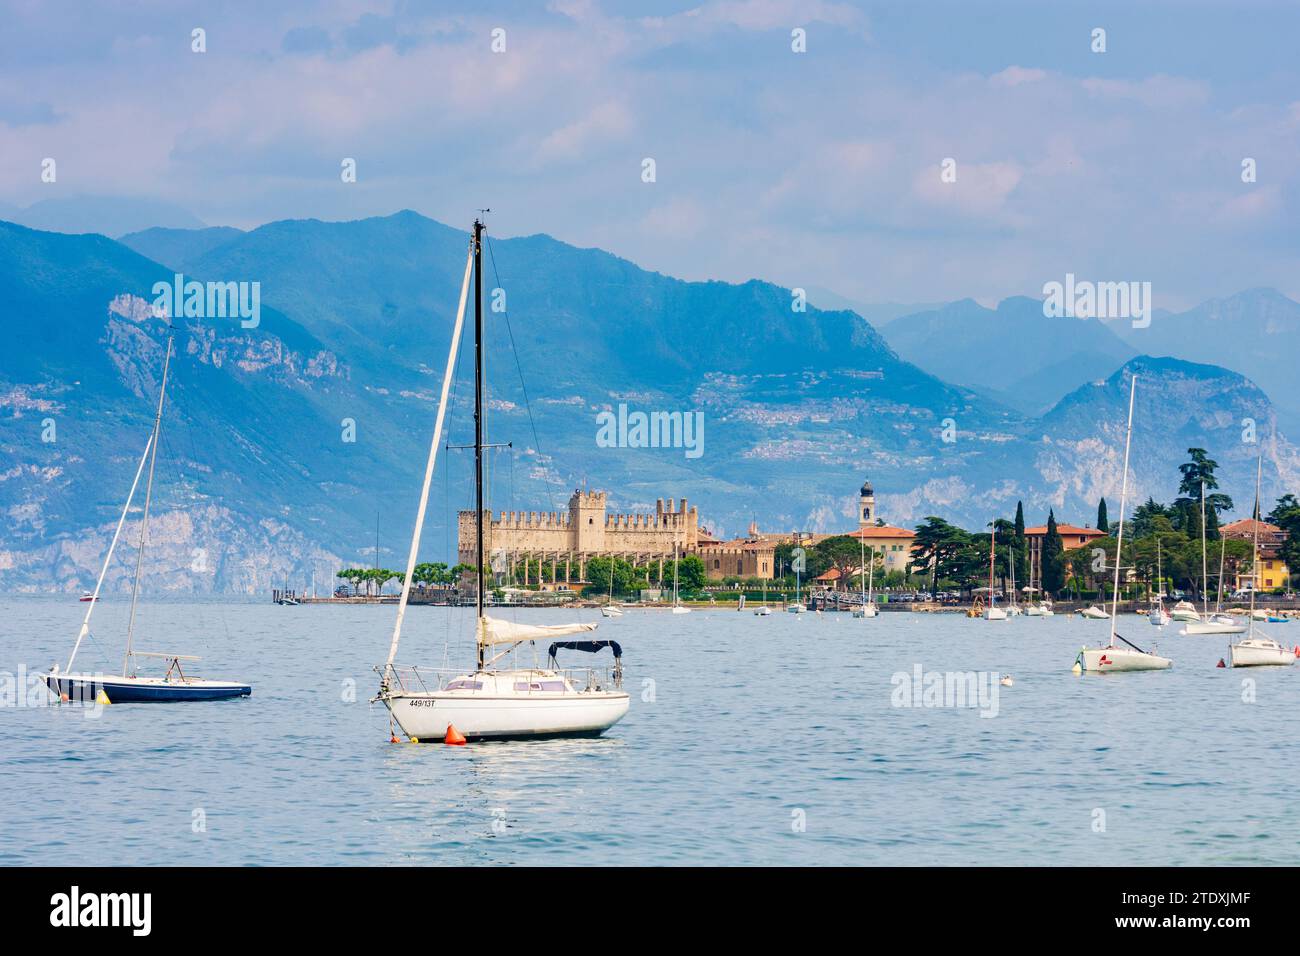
left=2, top=211, right=1297, bottom=593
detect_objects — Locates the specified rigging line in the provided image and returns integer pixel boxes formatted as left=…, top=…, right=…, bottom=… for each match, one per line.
left=485, top=235, right=562, bottom=517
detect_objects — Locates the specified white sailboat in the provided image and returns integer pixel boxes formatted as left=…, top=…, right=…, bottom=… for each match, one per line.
left=787, top=556, right=805, bottom=613
left=983, top=524, right=1007, bottom=620
left=1148, top=538, right=1171, bottom=626
left=1077, top=374, right=1172, bottom=673
left=1230, top=458, right=1295, bottom=667
left=1180, top=483, right=1246, bottom=635
left=376, top=220, right=629, bottom=742
left=851, top=536, right=878, bottom=618
left=600, top=556, right=623, bottom=617
left=40, top=331, right=252, bottom=703
left=670, top=544, right=691, bottom=614
left=754, top=575, right=772, bottom=615
left=1005, top=543, right=1023, bottom=616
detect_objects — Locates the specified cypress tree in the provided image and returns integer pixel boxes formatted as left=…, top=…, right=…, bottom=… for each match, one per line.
left=1097, top=498, right=1109, bottom=534
left=1042, top=509, right=1066, bottom=595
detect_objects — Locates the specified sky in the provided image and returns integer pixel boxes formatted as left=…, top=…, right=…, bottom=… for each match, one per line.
left=2, top=0, right=1299, bottom=310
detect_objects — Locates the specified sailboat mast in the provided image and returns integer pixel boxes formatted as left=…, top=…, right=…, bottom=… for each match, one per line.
left=473, top=218, right=486, bottom=669
left=1248, top=456, right=1262, bottom=639
left=1200, top=481, right=1208, bottom=616
left=1108, top=374, right=1137, bottom=649
left=122, top=332, right=174, bottom=676
left=989, top=523, right=995, bottom=605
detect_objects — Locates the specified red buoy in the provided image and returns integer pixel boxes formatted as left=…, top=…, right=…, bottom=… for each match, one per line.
left=444, top=724, right=467, bottom=746
left=1216, top=658, right=1226, bottom=668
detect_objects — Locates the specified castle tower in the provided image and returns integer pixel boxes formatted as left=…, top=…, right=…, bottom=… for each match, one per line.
left=859, top=477, right=875, bottom=528
left=569, top=489, right=607, bottom=552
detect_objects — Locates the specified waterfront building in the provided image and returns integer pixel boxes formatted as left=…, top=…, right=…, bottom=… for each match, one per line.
left=1221, top=518, right=1291, bottom=590
left=458, top=490, right=699, bottom=585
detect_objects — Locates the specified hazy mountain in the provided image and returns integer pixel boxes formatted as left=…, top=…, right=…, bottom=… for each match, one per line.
left=5, top=196, right=206, bottom=238
left=803, top=286, right=946, bottom=328
left=882, top=297, right=1137, bottom=415
left=119, top=225, right=246, bottom=267
left=1109, top=288, right=1300, bottom=434
left=2, top=213, right=1297, bottom=594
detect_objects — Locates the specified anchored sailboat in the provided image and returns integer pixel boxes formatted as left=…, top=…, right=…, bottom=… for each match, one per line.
left=1149, top=538, right=1171, bottom=626
left=375, top=220, right=629, bottom=742
left=1230, top=457, right=1294, bottom=667
left=1180, top=482, right=1246, bottom=635
left=41, top=331, right=251, bottom=703
left=851, top=536, right=878, bottom=618
left=1076, top=374, right=1172, bottom=673
left=983, top=524, right=1007, bottom=620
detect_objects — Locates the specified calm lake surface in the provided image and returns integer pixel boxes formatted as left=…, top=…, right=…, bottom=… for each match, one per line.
left=3, top=596, right=1297, bottom=866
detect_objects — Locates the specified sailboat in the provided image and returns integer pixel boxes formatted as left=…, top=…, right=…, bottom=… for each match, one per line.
left=787, top=555, right=805, bottom=613
left=851, top=536, right=878, bottom=618
left=670, top=544, right=691, bottom=614
left=1005, top=543, right=1023, bottom=616
left=754, top=573, right=772, bottom=615
left=1181, top=483, right=1246, bottom=635
left=1230, top=458, right=1295, bottom=667
left=40, top=331, right=252, bottom=703
left=1149, top=538, right=1170, bottom=626
left=600, top=557, right=622, bottom=617
left=1076, top=374, right=1172, bottom=673
left=376, top=220, right=629, bottom=742
left=983, top=524, right=1007, bottom=620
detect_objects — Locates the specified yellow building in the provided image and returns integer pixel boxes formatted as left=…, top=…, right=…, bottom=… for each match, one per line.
left=1221, top=518, right=1291, bottom=590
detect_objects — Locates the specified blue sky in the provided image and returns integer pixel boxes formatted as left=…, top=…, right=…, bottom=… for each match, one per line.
left=1, top=0, right=1298, bottom=309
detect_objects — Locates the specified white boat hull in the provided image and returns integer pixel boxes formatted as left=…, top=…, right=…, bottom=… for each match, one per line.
left=1180, top=620, right=1246, bottom=635
left=852, top=605, right=878, bottom=618
left=1229, top=641, right=1296, bottom=667
left=983, top=607, right=1008, bottom=621
left=1080, top=606, right=1109, bottom=620
left=754, top=606, right=772, bottom=616
left=386, top=689, right=629, bottom=741
left=1149, top=610, right=1170, bottom=626
left=1079, top=646, right=1172, bottom=673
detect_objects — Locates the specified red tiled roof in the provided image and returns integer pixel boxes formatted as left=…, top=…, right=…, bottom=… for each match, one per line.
left=848, top=525, right=915, bottom=539
left=1024, top=524, right=1106, bottom=537
left=1221, top=518, right=1282, bottom=535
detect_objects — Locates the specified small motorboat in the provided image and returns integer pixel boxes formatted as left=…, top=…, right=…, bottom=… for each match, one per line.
left=786, top=603, right=805, bottom=614
left=1170, top=600, right=1201, bottom=623
left=1080, top=605, right=1109, bottom=620
left=78, top=592, right=97, bottom=603
left=754, top=605, right=772, bottom=616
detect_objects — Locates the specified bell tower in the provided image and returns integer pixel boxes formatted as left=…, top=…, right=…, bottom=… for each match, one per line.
left=859, top=478, right=875, bottom=528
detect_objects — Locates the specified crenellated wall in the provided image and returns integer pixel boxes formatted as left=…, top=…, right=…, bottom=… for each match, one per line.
left=458, top=489, right=699, bottom=567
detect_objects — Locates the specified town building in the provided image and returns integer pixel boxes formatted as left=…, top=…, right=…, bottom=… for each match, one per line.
left=1220, top=518, right=1291, bottom=590
left=459, top=490, right=699, bottom=585
left=698, top=522, right=776, bottom=581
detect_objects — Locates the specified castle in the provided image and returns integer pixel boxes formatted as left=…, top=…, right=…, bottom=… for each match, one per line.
left=458, top=490, right=701, bottom=585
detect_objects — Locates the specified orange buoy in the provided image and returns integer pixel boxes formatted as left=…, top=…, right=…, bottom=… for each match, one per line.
left=1294, top=645, right=1299, bottom=658
left=390, top=734, right=400, bottom=744
left=444, top=724, right=467, bottom=746
left=1216, top=658, right=1226, bottom=668
left=59, top=693, right=69, bottom=702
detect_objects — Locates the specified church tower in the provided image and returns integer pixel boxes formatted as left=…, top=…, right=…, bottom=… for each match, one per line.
left=859, top=478, right=875, bottom=528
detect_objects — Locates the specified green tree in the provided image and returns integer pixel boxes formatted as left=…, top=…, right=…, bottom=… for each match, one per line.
left=1096, top=498, right=1109, bottom=534
left=1041, top=510, right=1066, bottom=595
left=676, top=554, right=706, bottom=591
left=1268, top=495, right=1300, bottom=580
left=1013, top=501, right=1027, bottom=592
left=1175, top=448, right=1233, bottom=539
left=812, top=535, right=864, bottom=590
left=910, top=517, right=970, bottom=593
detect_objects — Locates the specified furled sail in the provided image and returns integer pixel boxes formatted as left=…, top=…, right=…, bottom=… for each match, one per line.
left=479, top=616, right=598, bottom=647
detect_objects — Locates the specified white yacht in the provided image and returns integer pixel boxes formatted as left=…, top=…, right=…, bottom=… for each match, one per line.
left=1229, top=459, right=1295, bottom=668
left=375, top=220, right=629, bottom=742
left=1076, top=374, right=1172, bottom=674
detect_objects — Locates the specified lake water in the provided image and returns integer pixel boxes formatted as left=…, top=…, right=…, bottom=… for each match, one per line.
left=2, top=597, right=1297, bottom=866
